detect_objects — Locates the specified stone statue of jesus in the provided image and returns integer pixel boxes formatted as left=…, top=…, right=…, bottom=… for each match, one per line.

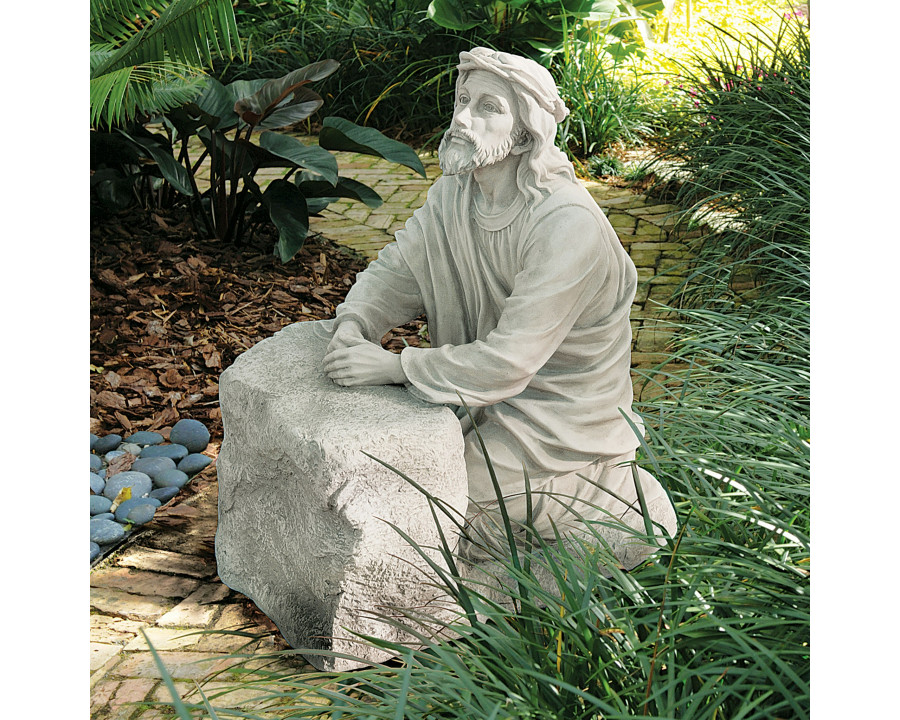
left=323, top=47, right=676, bottom=568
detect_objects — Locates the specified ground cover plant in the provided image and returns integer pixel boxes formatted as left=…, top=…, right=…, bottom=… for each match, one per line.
left=142, top=12, right=810, bottom=720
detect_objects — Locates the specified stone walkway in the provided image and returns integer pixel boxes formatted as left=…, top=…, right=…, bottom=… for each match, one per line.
left=90, top=147, right=692, bottom=719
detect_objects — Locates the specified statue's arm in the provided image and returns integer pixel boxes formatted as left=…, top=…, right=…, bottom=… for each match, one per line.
left=400, top=207, right=612, bottom=406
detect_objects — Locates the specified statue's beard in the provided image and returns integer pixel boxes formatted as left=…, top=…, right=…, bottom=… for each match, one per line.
left=438, top=127, right=517, bottom=176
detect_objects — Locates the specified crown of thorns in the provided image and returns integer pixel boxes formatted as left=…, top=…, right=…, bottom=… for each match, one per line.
left=457, top=47, right=570, bottom=124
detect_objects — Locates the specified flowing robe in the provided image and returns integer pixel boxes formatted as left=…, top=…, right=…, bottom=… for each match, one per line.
left=334, top=171, right=671, bottom=535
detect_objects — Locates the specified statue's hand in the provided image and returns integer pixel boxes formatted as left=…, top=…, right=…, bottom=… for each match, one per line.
left=327, top=320, right=367, bottom=355
left=323, top=341, right=407, bottom=386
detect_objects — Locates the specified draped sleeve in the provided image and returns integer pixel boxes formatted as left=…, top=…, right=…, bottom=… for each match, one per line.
left=399, top=205, right=611, bottom=406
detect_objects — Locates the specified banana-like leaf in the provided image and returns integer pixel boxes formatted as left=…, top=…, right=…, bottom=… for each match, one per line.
left=319, top=117, right=427, bottom=178
left=233, top=61, right=338, bottom=128
left=258, top=133, right=339, bottom=185
left=119, top=130, right=194, bottom=195
left=296, top=174, right=383, bottom=209
left=263, top=180, right=310, bottom=263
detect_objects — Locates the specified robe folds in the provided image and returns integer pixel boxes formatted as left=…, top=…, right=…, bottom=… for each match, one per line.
left=334, top=171, right=667, bottom=515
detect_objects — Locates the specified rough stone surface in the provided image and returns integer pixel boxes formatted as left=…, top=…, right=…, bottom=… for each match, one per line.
left=216, top=319, right=469, bottom=671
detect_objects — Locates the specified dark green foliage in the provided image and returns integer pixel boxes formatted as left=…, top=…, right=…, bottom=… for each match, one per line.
left=92, top=61, right=426, bottom=262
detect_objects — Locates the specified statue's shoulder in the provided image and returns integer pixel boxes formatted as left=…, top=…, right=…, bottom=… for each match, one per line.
left=528, top=178, right=602, bottom=226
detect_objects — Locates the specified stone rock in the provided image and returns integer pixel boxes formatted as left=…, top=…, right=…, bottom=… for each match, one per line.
left=114, top=497, right=162, bottom=522
left=93, top=434, right=122, bottom=454
left=170, top=419, right=210, bottom=453
left=90, top=472, right=106, bottom=495
left=102, top=471, right=153, bottom=500
left=153, top=468, right=189, bottom=489
left=90, top=542, right=100, bottom=561
left=125, top=431, right=165, bottom=446
left=90, top=433, right=99, bottom=450
left=149, top=487, right=180, bottom=503
left=132, top=456, right=176, bottom=479
left=119, top=442, right=143, bottom=456
left=90, top=518, right=126, bottom=545
left=90, top=454, right=102, bottom=472
left=140, top=444, right=189, bottom=461
left=104, top=450, right=126, bottom=462
left=93, top=513, right=116, bottom=521
left=90, top=495, right=113, bottom=516
left=216, top=320, right=468, bottom=671
left=177, top=453, right=212, bottom=476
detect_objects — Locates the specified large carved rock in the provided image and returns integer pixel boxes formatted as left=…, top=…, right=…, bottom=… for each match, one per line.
left=215, top=320, right=469, bottom=671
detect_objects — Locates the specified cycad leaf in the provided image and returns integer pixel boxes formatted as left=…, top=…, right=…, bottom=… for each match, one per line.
left=319, top=117, right=426, bottom=178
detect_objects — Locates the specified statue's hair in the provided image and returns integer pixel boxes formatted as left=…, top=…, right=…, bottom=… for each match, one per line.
left=456, top=68, right=576, bottom=203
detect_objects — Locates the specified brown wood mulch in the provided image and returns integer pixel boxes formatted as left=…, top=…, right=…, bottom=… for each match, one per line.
left=90, top=204, right=426, bottom=443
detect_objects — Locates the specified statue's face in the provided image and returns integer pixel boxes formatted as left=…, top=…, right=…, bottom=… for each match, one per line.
left=439, top=70, right=520, bottom=176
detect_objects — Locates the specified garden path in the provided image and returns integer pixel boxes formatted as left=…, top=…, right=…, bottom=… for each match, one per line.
left=90, top=149, right=691, bottom=719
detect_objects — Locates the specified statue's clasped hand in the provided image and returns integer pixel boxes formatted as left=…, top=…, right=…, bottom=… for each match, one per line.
left=323, top=322, right=407, bottom=387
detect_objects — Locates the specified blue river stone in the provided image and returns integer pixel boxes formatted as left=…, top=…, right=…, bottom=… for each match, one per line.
left=105, top=450, right=126, bottom=462
left=115, top=497, right=160, bottom=523
left=140, top=444, right=189, bottom=461
left=177, top=453, right=212, bottom=476
left=90, top=473, right=105, bottom=495
left=169, top=419, right=210, bottom=453
left=124, top=503, right=157, bottom=525
left=153, top=468, right=189, bottom=489
left=90, top=542, right=100, bottom=561
left=132, top=456, right=176, bottom=479
left=119, top=443, right=142, bottom=456
left=90, top=454, right=102, bottom=472
left=90, top=433, right=99, bottom=450
left=149, top=486, right=180, bottom=503
left=93, top=513, right=115, bottom=521
left=125, top=431, right=165, bottom=446
left=93, top=434, right=122, bottom=454
left=102, top=471, right=153, bottom=500
left=90, top=518, right=126, bottom=545
left=90, top=495, right=113, bottom=516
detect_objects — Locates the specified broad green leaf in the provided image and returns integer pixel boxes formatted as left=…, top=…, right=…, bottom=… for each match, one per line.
left=248, top=60, right=339, bottom=116
left=263, top=179, right=310, bottom=263
left=258, top=133, right=338, bottom=184
left=319, top=117, right=426, bottom=178
left=426, top=0, right=481, bottom=31
left=192, top=76, right=238, bottom=129
left=297, top=175, right=383, bottom=209
left=258, top=88, right=323, bottom=129
left=119, top=130, right=194, bottom=196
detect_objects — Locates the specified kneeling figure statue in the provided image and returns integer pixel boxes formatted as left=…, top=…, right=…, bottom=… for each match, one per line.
left=323, top=47, right=676, bottom=568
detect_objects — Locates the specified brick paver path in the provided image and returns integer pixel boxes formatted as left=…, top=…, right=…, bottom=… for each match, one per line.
left=90, top=147, right=692, bottom=719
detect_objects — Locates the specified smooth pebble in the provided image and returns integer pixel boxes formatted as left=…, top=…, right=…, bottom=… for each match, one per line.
left=90, top=454, right=102, bottom=472
left=140, top=444, right=189, bottom=461
left=177, top=453, right=212, bottom=475
left=119, top=442, right=143, bottom=456
left=90, top=472, right=105, bottom=495
left=170, top=419, right=210, bottom=453
left=90, top=518, right=126, bottom=545
left=90, top=433, right=99, bottom=450
left=125, top=431, right=164, bottom=446
left=149, top=486, right=180, bottom=503
left=105, top=450, right=126, bottom=462
left=114, top=497, right=161, bottom=523
left=153, top=468, right=189, bottom=489
left=102, top=471, right=153, bottom=500
left=90, top=495, right=113, bottom=516
left=90, top=542, right=100, bottom=561
left=93, top=512, right=116, bottom=521
left=132, top=456, right=176, bottom=479
left=124, top=503, right=157, bottom=525
left=93, top=434, right=123, bottom=454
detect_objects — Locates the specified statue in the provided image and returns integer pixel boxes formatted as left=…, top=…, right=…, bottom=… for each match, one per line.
left=323, top=47, right=676, bottom=568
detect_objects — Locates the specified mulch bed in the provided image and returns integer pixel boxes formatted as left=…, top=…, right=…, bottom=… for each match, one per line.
left=90, top=203, right=426, bottom=443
